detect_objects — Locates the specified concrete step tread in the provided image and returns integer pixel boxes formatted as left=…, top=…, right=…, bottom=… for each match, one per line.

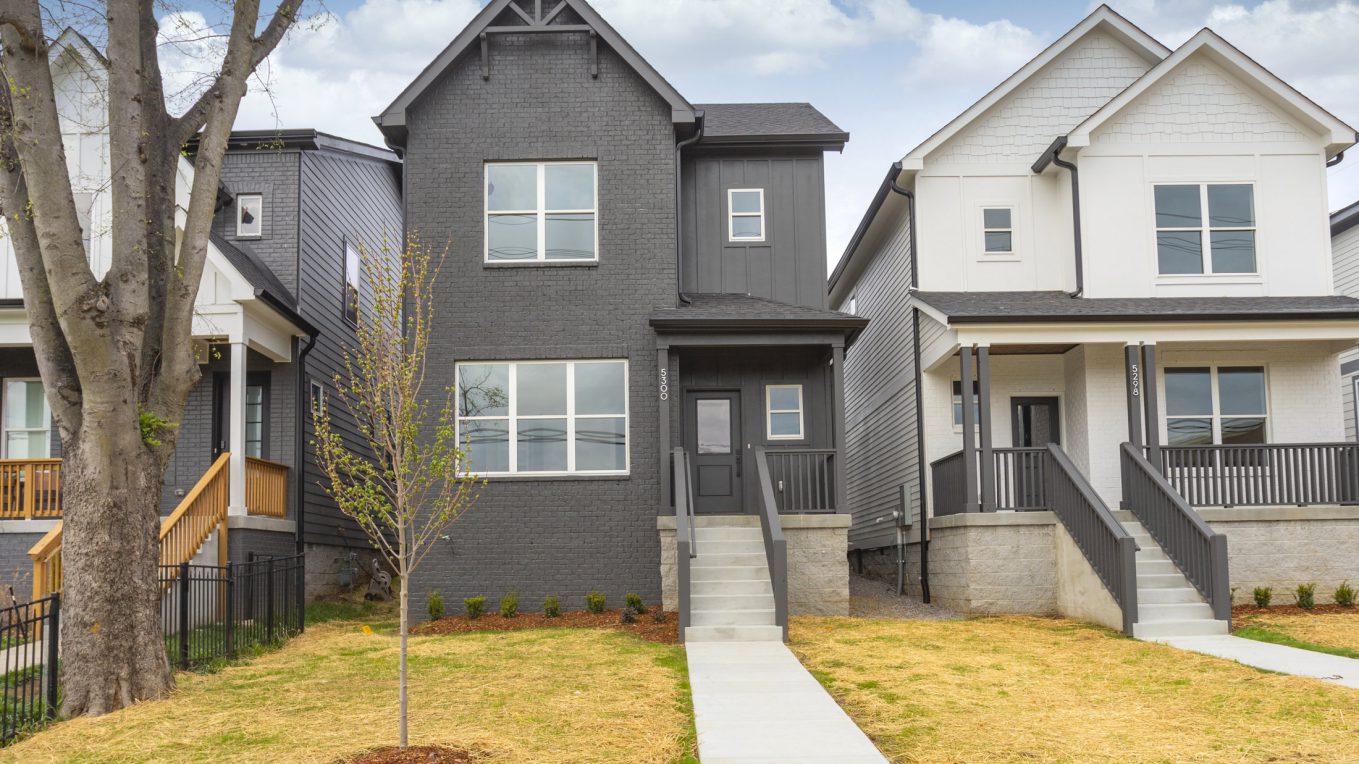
left=684, top=624, right=782, bottom=642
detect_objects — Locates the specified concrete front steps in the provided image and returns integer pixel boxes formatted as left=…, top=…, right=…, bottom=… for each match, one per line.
left=686, top=516, right=781, bottom=643
left=1112, top=510, right=1229, bottom=639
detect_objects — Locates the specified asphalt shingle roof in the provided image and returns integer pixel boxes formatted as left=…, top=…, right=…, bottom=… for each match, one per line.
left=210, top=232, right=296, bottom=308
left=650, top=293, right=867, bottom=342
left=695, top=103, right=847, bottom=143
left=914, top=291, right=1359, bottom=323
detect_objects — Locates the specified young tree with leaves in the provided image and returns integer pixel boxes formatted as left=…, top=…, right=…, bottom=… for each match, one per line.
left=312, top=233, right=482, bottom=749
left=0, top=1, right=302, bottom=715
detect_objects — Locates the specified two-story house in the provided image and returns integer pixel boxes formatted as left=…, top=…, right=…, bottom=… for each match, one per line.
left=0, top=29, right=403, bottom=601
left=831, top=6, right=1359, bottom=639
left=375, top=0, right=862, bottom=642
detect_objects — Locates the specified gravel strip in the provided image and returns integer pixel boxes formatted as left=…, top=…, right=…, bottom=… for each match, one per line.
left=848, top=574, right=961, bottom=620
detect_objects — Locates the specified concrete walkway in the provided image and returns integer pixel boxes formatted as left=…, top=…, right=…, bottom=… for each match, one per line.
left=686, top=641, right=888, bottom=764
left=1154, top=635, right=1359, bottom=689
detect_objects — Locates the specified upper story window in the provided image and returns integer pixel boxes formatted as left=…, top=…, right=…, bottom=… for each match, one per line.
left=1165, top=366, right=1266, bottom=445
left=343, top=241, right=360, bottom=326
left=485, top=162, right=597, bottom=262
left=1155, top=184, right=1255, bottom=275
left=766, top=384, right=804, bottom=440
left=456, top=360, right=628, bottom=475
left=728, top=189, right=765, bottom=242
left=3, top=379, right=51, bottom=458
left=236, top=194, right=263, bottom=238
left=982, top=208, right=1013, bottom=254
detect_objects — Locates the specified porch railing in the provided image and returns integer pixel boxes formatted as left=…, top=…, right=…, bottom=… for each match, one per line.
left=1158, top=443, right=1359, bottom=507
left=765, top=449, right=836, bottom=513
left=670, top=448, right=696, bottom=642
left=0, top=459, right=62, bottom=519
left=245, top=457, right=289, bottom=518
left=930, top=447, right=1049, bottom=516
left=1124, top=443, right=1231, bottom=621
left=753, top=447, right=789, bottom=641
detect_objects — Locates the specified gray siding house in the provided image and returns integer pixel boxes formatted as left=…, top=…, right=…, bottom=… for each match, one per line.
left=1335, top=200, right=1359, bottom=440
left=375, top=0, right=862, bottom=641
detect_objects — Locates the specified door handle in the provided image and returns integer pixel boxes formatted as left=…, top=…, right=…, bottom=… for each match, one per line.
left=735, top=452, right=742, bottom=477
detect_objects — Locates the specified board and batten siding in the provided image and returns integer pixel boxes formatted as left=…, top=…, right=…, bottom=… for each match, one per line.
left=837, top=205, right=918, bottom=550
left=681, top=153, right=828, bottom=308
left=1335, top=222, right=1359, bottom=440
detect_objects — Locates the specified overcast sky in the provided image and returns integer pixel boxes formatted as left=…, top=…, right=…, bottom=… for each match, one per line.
left=160, top=0, right=1359, bottom=273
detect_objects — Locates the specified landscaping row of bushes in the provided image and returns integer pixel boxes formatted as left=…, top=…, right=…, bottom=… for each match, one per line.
left=1251, top=582, right=1355, bottom=609
left=424, top=591, right=663, bottom=624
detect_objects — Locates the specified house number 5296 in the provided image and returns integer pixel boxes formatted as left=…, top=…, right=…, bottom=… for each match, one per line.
left=659, top=368, right=669, bottom=401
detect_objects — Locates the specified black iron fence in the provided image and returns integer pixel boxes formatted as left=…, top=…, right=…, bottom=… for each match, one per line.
left=0, top=594, right=58, bottom=745
left=160, top=554, right=305, bottom=670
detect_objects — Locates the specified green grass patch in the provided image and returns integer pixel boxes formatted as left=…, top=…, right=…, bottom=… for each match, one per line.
left=1234, top=625, right=1359, bottom=660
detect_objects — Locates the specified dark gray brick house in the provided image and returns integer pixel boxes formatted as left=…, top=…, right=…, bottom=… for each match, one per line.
left=376, top=0, right=862, bottom=637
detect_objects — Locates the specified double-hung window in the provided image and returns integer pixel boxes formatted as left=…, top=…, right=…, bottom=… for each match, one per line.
left=1164, top=366, right=1267, bottom=445
left=485, top=162, right=597, bottom=262
left=3, top=379, right=51, bottom=458
left=456, top=360, right=627, bottom=475
left=766, top=385, right=804, bottom=440
left=982, top=208, right=1013, bottom=254
left=728, top=189, right=765, bottom=242
left=1154, top=184, right=1256, bottom=275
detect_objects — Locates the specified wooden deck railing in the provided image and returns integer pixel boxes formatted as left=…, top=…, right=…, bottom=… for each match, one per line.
left=0, top=459, right=63, bottom=519
left=245, top=457, right=289, bottom=518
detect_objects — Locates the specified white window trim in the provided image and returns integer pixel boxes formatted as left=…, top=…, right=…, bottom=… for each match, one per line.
left=309, top=379, right=326, bottom=416
left=236, top=194, right=263, bottom=238
left=980, top=206, right=1015, bottom=256
left=2, top=378, right=51, bottom=459
left=484, top=161, right=599, bottom=263
left=1163, top=364, right=1269, bottom=445
left=1153, top=183, right=1258, bottom=277
left=765, top=384, right=804, bottom=441
left=728, top=188, right=766, bottom=243
left=455, top=359, right=629, bottom=477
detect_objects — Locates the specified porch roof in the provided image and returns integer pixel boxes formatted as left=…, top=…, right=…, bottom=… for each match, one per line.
left=915, top=291, right=1359, bottom=324
left=209, top=233, right=316, bottom=336
left=650, top=293, right=867, bottom=344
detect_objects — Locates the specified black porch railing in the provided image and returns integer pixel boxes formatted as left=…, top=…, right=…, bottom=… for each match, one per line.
left=1158, top=443, right=1359, bottom=507
left=930, top=447, right=1049, bottom=516
left=766, top=449, right=836, bottom=513
left=0, top=593, right=58, bottom=745
left=160, top=554, right=305, bottom=670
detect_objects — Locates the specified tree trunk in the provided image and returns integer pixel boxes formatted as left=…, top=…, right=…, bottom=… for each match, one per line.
left=58, top=415, right=174, bottom=716
left=399, top=560, right=409, bottom=749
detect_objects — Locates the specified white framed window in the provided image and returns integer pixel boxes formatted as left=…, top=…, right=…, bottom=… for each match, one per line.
left=1154, top=184, right=1255, bottom=275
left=766, top=384, right=804, bottom=440
left=343, top=240, right=360, bottom=326
left=236, top=194, right=263, bottom=238
left=485, top=162, right=597, bottom=262
left=951, top=380, right=980, bottom=430
left=2, top=379, right=51, bottom=458
left=456, top=360, right=628, bottom=475
left=309, top=379, right=326, bottom=417
left=1164, top=366, right=1267, bottom=445
left=981, top=207, right=1013, bottom=254
left=728, top=189, right=765, bottom=242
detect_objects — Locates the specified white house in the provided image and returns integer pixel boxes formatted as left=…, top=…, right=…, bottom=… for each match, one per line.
left=830, top=6, right=1359, bottom=638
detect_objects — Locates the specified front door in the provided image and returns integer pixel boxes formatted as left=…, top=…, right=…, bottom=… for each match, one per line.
left=213, top=372, right=269, bottom=459
left=1011, top=397, right=1061, bottom=448
left=685, top=391, right=743, bottom=514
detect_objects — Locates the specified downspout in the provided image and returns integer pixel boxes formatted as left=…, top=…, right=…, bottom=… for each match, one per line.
left=1033, top=136, right=1083, bottom=297
left=1328, top=149, right=1347, bottom=167
left=675, top=114, right=705, bottom=306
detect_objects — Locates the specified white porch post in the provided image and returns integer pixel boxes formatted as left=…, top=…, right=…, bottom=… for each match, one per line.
left=228, top=341, right=248, bottom=516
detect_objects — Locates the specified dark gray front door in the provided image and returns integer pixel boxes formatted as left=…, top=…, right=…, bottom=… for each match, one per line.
left=1011, top=397, right=1060, bottom=447
left=685, top=391, right=743, bottom=514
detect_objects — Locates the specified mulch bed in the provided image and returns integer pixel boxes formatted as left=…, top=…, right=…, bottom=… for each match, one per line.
left=1234, top=604, right=1359, bottom=617
left=412, top=609, right=678, bottom=644
left=345, top=746, right=476, bottom=763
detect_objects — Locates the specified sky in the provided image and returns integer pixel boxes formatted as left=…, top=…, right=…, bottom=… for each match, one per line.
left=156, top=0, right=1359, bottom=272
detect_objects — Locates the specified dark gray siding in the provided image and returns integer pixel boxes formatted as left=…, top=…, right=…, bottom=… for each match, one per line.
left=836, top=205, right=917, bottom=550
left=215, top=150, right=302, bottom=296
left=681, top=152, right=828, bottom=308
left=402, top=30, right=676, bottom=608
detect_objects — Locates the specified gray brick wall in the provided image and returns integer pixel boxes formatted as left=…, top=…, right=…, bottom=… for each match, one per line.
left=214, top=150, right=302, bottom=296
left=403, top=31, right=677, bottom=609
left=229, top=529, right=297, bottom=563
left=0, top=531, right=44, bottom=600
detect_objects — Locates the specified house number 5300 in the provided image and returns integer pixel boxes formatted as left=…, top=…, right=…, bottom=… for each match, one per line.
left=659, top=368, right=669, bottom=401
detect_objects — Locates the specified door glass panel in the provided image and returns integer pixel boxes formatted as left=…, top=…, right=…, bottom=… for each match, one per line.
left=245, top=385, right=264, bottom=458
left=696, top=399, right=732, bottom=455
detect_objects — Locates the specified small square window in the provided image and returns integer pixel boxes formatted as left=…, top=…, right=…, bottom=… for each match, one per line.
left=236, top=194, right=263, bottom=238
left=766, top=384, right=804, bottom=440
left=982, top=208, right=1012, bottom=254
left=729, top=189, right=765, bottom=242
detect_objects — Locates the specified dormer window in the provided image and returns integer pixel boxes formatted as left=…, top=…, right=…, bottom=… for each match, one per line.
left=728, top=189, right=765, bottom=242
left=1155, top=184, right=1255, bottom=275
left=982, top=208, right=1013, bottom=254
left=236, top=194, right=263, bottom=238
left=485, top=162, right=597, bottom=262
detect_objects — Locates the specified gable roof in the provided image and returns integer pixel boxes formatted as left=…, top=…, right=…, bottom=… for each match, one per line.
left=695, top=103, right=848, bottom=149
left=375, top=0, right=695, bottom=148
left=51, top=27, right=108, bottom=69
left=1334, top=198, right=1359, bottom=238
left=898, top=5, right=1167, bottom=170
left=1066, top=28, right=1357, bottom=157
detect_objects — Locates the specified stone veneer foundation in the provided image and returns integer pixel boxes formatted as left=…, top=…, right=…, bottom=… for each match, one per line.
left=1199, top=506, right=1359, bottom=604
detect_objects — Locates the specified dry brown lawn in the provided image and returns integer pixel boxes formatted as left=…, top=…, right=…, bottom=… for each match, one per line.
left=790, top=614, right=1359, bottom=764
left=1239, top=609, right=1359, bottom=654
left=2, top=621, right=694, bottom=764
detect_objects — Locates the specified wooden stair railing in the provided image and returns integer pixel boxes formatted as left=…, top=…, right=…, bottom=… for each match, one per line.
left=29, top=452, right=233, bottom=600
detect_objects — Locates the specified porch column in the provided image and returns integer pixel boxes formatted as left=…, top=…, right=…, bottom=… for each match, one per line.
left=976, top=345, right=996, bottom=511
left=959, top=346, right=980, bottom=512
left=1124, top=343, right=1143, bottom=447
left=228, top=341, right=248, bottom=517
left=657, top=344, right=671, bottom=508
left=1141, top=343, right=1162, bottom=471
left=831, top=343, right=848, bottom=514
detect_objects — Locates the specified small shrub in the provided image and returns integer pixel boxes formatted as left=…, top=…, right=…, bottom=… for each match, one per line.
left=586, top=591, right=606, bottom=613
left=500, top=591, right=519, bottom=618
left=1335, top=581, right=1356, bottom=608
left=464, top=596, right=486, bottom=620
left=1252, top=587, right=1272, bottom=608
left=427, top=591, right=445, bottom=621
left=1296, top=583, right=1316, bottom=610
left=543, top=595, right=561, bottom=618
left=625, top=592, right=648, bottom=614
left=619, top=606, right=638, bottom=625
left=650, top=610, right=666, bottom=624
